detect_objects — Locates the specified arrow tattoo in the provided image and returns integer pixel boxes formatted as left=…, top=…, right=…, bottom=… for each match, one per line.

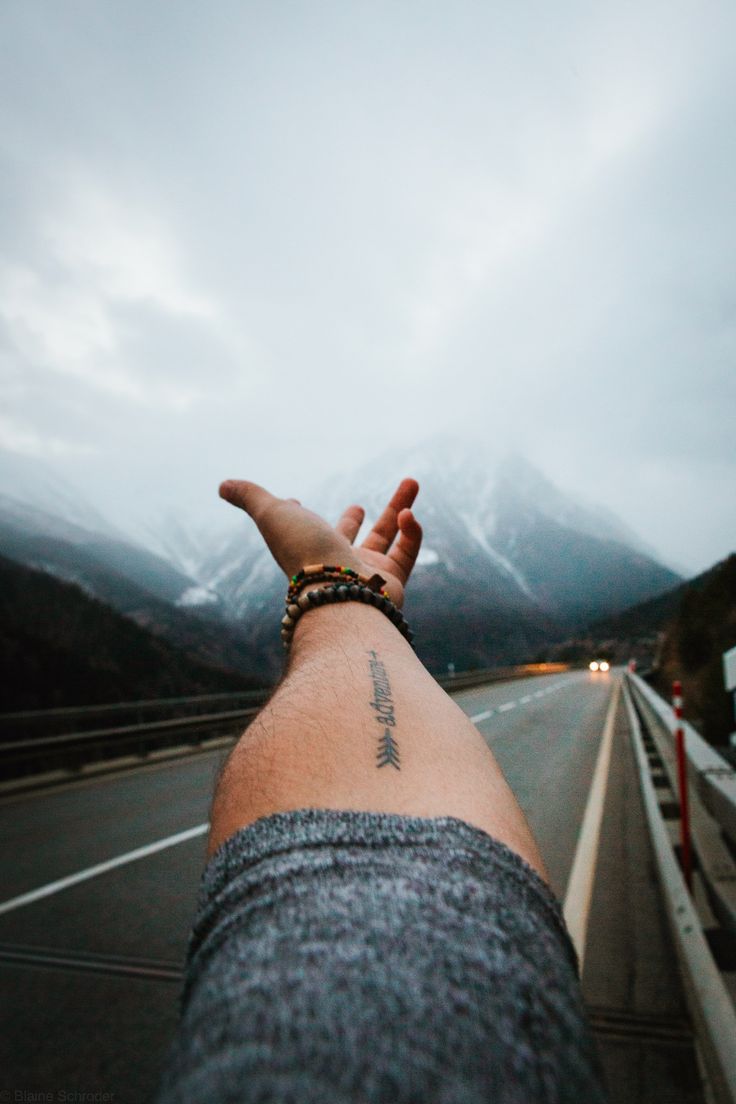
left=367, top=650, right=401, bottom=771
left=377, top=728, right=401, bottom=769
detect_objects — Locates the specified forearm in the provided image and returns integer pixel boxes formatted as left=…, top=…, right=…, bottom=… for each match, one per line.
left=208, top=600, right=547, bottom=879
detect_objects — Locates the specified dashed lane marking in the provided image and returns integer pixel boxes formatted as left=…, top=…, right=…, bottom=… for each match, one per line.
left=0, top=823, right=209, bottom=916
left=469, top=678, right=582, bottom=725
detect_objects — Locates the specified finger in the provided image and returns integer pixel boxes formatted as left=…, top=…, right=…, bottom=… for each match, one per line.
left=335, top=504, right=365, bottom=544
left=219, top=479, right=280, bottom=522
left=388, top=508, right=423, bottom=583
left=361, top=477, right=419, bottom=553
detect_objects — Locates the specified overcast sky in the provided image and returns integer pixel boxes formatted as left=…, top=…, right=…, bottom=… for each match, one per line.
left=1, top=0, right=734, bottom=574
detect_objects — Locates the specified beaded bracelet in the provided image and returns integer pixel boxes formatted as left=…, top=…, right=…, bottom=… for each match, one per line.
left=280, top=580, right=415, bottom=651
left=286, top=564, right=389, bottom=605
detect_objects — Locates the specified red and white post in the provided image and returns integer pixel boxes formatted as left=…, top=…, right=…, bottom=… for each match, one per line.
left=673, top=680, right=693, bottom=891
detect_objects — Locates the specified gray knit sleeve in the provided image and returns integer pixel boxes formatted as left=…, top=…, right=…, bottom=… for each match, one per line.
left=157, top=809, right=606, bottom=1104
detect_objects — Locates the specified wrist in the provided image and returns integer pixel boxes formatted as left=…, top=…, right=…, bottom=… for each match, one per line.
left=288, top=596, right=412, bottom=662
left=281, top=567, right=414, bottom=658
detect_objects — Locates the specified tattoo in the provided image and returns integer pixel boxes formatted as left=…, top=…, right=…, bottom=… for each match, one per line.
left=368, top=650, right=401, bottom=769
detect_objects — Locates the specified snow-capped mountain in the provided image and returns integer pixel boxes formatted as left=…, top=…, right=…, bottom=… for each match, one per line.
left=0, top=495, right=276, bottom=679
left=140, top=438, right=680, bottom=670
left=0, top=449, right=220, bottom=611
left=0, top=493, right=199, bottom=608
left=0, top=439, right=682, bottom=676
left=185, top=442, right=677, bottom=613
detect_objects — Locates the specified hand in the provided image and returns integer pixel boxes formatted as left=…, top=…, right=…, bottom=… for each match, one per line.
left=219, top=477, right=422, bottom=608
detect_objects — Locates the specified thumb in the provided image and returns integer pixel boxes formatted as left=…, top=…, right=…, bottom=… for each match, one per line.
left=219, top=479, right=280, bottom=521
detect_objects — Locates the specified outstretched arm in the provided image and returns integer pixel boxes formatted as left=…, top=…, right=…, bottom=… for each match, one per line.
left=208, top=477, right=546, bottom=880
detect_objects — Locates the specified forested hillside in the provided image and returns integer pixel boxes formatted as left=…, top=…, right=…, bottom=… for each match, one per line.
left=0, top=556, right=262, bottom=712
left=650, top=554, right=736, bottom=746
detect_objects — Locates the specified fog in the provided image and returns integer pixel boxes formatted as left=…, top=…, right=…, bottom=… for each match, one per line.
left=1, top=0, right=734, bottom=572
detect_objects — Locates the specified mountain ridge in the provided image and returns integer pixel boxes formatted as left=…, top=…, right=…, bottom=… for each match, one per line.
left=0, top=441, right=682, bottom=678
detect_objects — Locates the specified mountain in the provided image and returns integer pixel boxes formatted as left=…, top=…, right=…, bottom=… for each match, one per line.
left=587, top=577, right=690, bottom=644
left=0, top=464, right=274, bottom=680
left=161, top=440, right=681, bottom=671
left=0, top=440, right=683, bottom=680
left=0, top=451, right=201, bottom=604
left=0, top=495, right=202, bottom=606
left=487, top=456, right=680, bottom=620
left=0, top=555, right=259, bottom=713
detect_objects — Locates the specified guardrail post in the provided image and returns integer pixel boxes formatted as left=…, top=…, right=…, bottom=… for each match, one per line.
left=673, top=680, right=693, bottom=891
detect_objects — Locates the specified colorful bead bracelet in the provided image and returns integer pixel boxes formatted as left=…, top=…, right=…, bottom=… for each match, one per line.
left=286, top=564, right=390, bottom=606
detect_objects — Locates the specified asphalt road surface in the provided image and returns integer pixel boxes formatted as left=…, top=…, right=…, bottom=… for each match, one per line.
left=0, top=669, right=618, bottom=1102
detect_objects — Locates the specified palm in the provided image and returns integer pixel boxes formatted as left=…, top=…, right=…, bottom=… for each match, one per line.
left=219, top=476, right=423, bottom=610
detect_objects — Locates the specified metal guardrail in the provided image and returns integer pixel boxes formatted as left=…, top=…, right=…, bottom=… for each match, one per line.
left=0, top=708, right=261, bottom=782
left=0, top=663, right=571, bottom=787
left=628, top=675, right=736, bottom=941
left=623, top=678, right=736, bottom=1104
left=0, top=689, right=271, bottom=740
left=629, top=672, right=736, bottom=851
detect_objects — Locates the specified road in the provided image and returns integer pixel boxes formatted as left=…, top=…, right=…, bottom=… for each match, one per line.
left=0, top=669, right=664, bottom=1102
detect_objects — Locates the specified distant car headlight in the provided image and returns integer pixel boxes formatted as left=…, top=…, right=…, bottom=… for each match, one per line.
left=599, top=661, right=610, bottom=672
left=589, top=661, right=599, bottom=672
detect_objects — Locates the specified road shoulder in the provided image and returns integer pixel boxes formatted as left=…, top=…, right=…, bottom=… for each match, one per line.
left=582, top=691, right=704, bottom=1103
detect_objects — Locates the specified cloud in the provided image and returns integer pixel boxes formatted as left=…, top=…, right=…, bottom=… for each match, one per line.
left=0, top=170, right=245, bottom=406
left=1, top=262, right=116, bottom=366
left=0, top=411, right=96, bottom=459
left=44, top=177, right=217, bottom=320
left=0, top=0, right=734, bottom=571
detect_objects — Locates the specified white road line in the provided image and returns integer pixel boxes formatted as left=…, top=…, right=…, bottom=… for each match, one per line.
left=562, top=679, right=620, bottom=973
left=0, top=823, right=209, bottom=916
left=470, top=679, right=574, bottom=724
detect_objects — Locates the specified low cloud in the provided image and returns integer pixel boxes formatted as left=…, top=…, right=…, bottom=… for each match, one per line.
left=0, top=1, right=734, bottom=572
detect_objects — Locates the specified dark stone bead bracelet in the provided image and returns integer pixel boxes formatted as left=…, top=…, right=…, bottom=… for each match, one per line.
left=280, top=581, right=414, bottom=651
